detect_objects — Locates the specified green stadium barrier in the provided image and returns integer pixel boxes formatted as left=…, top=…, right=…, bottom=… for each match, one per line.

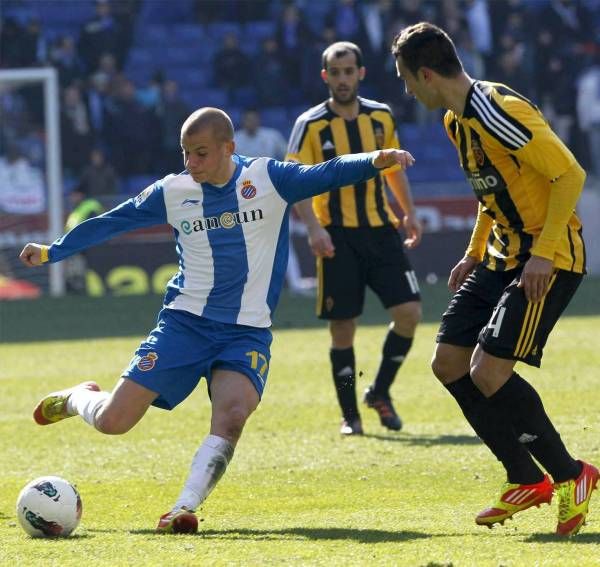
left=2, top=277, right=598, bottom=343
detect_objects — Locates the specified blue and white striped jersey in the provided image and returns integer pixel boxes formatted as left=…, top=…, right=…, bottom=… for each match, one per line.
left=48, top=153, right=379, bottom=327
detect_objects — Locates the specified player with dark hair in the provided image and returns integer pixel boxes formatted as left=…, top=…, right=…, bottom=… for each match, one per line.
left=287, top=41, right=422, bottom=436
left=20, top=107, right=415, bottom=534
left=392, top=22, right=597, bottom=536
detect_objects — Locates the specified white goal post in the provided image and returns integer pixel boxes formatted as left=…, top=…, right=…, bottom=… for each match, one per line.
left=0, top=67, right=64, bottom=296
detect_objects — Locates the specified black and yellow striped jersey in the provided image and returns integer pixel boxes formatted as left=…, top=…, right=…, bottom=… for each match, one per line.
left=286, top=97, right=402, bottom=228
left=444, top=80, right=585, bottom=273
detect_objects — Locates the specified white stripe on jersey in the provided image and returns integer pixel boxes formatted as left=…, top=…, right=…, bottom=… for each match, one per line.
left=161, top=158, right=288, bottom=327
left=237, top=159, right=287, bottom=326
left=471, top=87, right=529, bottom=149
left=360, top=97, right=392, bottom=111
left=163, top=175, right=214, bottom=316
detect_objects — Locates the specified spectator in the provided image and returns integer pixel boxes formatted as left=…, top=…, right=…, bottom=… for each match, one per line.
left=137, top=70, right=164, bottom=111
left=212, top=33, right=250, bottom=103
left=540, top=0, right=595, bottom=57
left=20, top=17, right=47, bottom=67
left=254, top=38, right=287, bottom=107
left=539, top=55, right=576, bottom=146
left=94, top=52, right=119, bottom=86
left=78, top=148, right=118, bottom=198
left=301, top=26, right=338, bottom=105
left=463, top=0, right=493, bottom=66
left=86, top=71, right=113, bottom=144
left=455, top=28, right=485, bottom=79
left=0, top=145, right=45, bottom=214
left=49, top=35, right=85, bottom=88
left=157, top=80, right=191, bottom=173
left=64, top=188, right=105, bottom=294
left=235, top=109, right=287, bottom=160
left=106, top=78, right=158, bottom=176
left=359, top=0, right=400, bottom=82
left=110, top=0, right=141, bottom=63
left=326, top=0, right=364, bottom=44
left=194, top=0, right=224, bottom=23
left=577, top=53, right=600, bottom=178
left=79, top=0, right=120, bottom=72
left=0, top=18, right=24, bottom=67
left=361, top=0, right=396, bottom=57
left=276, top=4, right=311, bottom=87
left=495, top=46, right=532, bottom=100
left=61, top=85, right=93, bottom=175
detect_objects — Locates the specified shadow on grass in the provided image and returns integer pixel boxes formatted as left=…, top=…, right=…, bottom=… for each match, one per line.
left=126, top=526, right=431, bottom=542
left=524, top=532, right=600, bottom=544
left=362, top=433, right=482, bottom=446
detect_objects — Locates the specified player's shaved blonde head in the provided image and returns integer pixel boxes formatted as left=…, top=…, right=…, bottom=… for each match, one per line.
left=181, top=107, right=234, bottom=142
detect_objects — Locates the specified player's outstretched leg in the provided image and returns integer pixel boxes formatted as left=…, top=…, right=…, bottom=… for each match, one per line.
left=156, top=507, right=198, bottom=534
left=33, top=381, right=100, bottom=425
left=476, top=475, right=554, bottom=528
left=554, top=460, right=599, bottom=537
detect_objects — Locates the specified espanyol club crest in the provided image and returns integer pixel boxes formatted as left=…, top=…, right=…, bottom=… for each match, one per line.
left=241, top=180, right=257, bottom=199
left=137, top=352, right=158, bottom=371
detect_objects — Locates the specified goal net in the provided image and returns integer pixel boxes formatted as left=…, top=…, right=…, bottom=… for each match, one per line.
left=0, top=67, right=64, bottom=299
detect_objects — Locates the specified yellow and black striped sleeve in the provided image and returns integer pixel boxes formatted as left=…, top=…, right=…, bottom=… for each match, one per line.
left=505, top=98, right=576, bottom=180
left=465, top=203, right=493, bottom=261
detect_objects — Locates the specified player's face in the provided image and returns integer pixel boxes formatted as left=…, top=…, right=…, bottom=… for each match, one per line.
left=322, top=53, right=365, bottom=105
left=395, top=57, right=440, bottom=110
left=181, top=128, right=234, bottom=184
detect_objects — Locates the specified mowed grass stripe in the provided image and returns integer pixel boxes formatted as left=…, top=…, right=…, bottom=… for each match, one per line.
left=1, top=317, right=599, bottom=566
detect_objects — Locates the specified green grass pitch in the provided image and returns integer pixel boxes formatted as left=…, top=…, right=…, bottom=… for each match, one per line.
left=1, top=315, right=599, bottom=566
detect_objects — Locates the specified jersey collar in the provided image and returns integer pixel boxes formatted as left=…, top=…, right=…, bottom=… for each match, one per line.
left=201, top=156, right=243, bottom=191
left=462, top=81, right=479, bottom=119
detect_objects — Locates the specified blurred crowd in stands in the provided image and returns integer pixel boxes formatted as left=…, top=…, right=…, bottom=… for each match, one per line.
left=1, top=0, right=600, bottom=202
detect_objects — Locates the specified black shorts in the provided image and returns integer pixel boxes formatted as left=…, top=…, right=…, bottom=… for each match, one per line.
left=436, top=264, right=582, bottom=367
left=317, top=225, right=420, bottom=320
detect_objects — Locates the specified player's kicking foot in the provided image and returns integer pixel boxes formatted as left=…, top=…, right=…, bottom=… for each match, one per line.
left=33, top=381, right=100, bottom=425
left=476, top=475, right=554, bottom=528
left=555, top=461, right=599, bottom=537
left=340, top=417, right=363, bottom=436
left=363, top=386, right=402, bottom=431
left=156, top=508, right=198, bottom=534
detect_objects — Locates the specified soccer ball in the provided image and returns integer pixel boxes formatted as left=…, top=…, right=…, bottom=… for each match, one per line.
left=16, top=476, right=82, bottom=537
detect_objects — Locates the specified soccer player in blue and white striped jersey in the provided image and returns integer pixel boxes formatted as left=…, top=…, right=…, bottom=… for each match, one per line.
left=20, top=107, right=414, bottom=534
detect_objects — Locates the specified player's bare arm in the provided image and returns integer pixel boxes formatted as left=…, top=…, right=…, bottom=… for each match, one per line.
left=294, top=198, right=335, bottom=258
left=384, top=169, right=422, bottom=249
left=448, top=203, right=490, bottom=291
left=19, top=243, right=48, bottom=267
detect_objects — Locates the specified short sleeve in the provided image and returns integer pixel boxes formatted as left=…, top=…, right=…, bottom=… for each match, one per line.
left=285, top=115, right=316, bottom=164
